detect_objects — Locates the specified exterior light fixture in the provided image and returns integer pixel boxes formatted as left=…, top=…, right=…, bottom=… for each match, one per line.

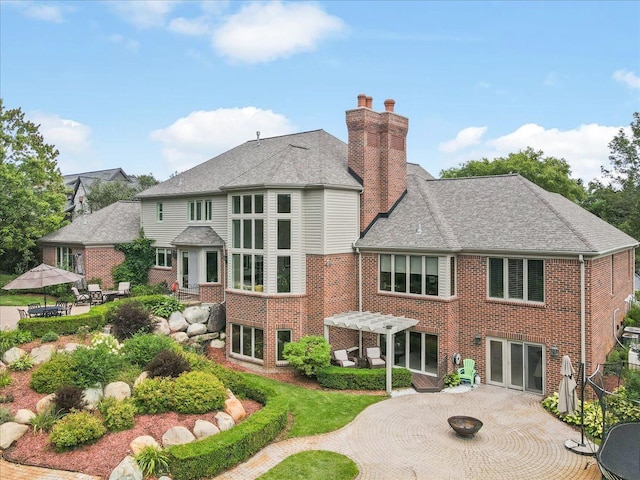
left=550, top=345, right=559, bottom=357
left=474, top=334, right=482, bottom=346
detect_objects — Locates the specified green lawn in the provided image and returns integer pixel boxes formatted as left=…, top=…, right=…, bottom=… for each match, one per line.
left=0, top=272, right=59, bottom=306
left=257, top=451, right=358, bottom=480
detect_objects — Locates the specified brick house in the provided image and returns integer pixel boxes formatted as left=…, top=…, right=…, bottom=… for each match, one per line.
left=41, top=95, right=638, bottom=396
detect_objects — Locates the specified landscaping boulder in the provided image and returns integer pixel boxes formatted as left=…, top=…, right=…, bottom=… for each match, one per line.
left=224, top=390, right=246, bottom=422
left=162, top=426, right=195, bottom=447
left=83, top=387, right=104, bottom=411
left=2, top=346, right=25, bottom=364
left=109, top=455, right=143, bottom=480
left=0, top=422, right=28, bottom=449
left=133, top=371, right=149, bottom=388
left=30, top=344, right=56, bottom=365
left=130, top=435, right=160, bottom=455
left=168, top=312, right=188, bottom=332
left=183, top=306, right=209, bottom=324
left=153, top=317, right=171, bottom=336
left=170, top=332, right=189, bottom=344
left=61, top=342, right=80, bottom=352
left=36, top=393, right=56, bottom=414
left=210, top=338, right=225, bottom=349
left=14, top=409, right=35, bottom=425
left=193, top=419, right=219, bottom=439
left=104, top=381, right=131, bottom=401
left=207, top=302, right=226, bottom=332
left=214, top=412, right=235, bottom=431
left=186, top=323, right=207, bottom=337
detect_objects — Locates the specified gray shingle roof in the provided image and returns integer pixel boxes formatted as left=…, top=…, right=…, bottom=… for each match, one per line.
left=357, top=173, right=639, bottom=255
left=39, top=201, right=140, bottom=246
left=137, top=130, right=361, bottom=198
left=171, top=226, right=224, bottom=246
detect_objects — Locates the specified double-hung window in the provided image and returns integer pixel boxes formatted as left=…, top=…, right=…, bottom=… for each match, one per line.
left=56, top=247, right=72, bottom=271
left=155, top=248, right=172, bottom=268
left=276, top=194, right=291, bottom=293
left=187, top=199, right=212, bottom=222
left=488, top=257, right=544, bottom=302
left=379, top=254, right=440, bottom=296
left=231, top=324, right=264, bottom=360
left=230, top=194, right=264, bottom=291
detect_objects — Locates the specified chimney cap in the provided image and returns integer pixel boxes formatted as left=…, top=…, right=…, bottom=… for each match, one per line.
left=357, top=94, right=367, bottom=107
left=384, top=99, right=395, bottom=112
left=365, top=96, right=373, bottom=109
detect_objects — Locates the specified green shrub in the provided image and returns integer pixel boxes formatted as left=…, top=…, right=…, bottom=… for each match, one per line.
left=122, top=333, right=177, bottom=367
left=130, top=283, right=170, bottom=297
left=30, top=409, right=64, bottom=433
left=607, top=345, right=629, bottom=364
left=133, top=377, right=174, bottom=414
left=623, top=367, right=640, bottom=401
left=0, top=329, right=32, bottom=356
left=114, top=364, right=144, bottom=387
left=316, top=366, right=413, bottom=390
left=9, top=353, right=34, bottom=371
left=0, top=407, right=13, bottom=424
left=0, top=394, right=14, bottom=403
left=54, top=385, right=86, bottom=414
left=146, top=349, right=191, bottom=378
left=443, top=372, right=461, bottom=388
left=49, top=411, right=107, bottom=450
left=72, top=345, right=125, bottom=389
left=624, top=304, right=640, bottom=328
left=135, top=445, right=170, bottom=477
left=171, top=371, right=226, bottom=414
left=142, top=295, right=184, bottom=318
left=90, top=332, right=122, bottom=354
left=0, top=371, right=12, bottom=388
left=107, top=300, right=157, bottom=341
left=30, top=353, right=77, bottom=393
left=18, top=306, right=107, bottom=337
left=40, top=331, right=59, bottom=343
left=99, top=397, right=137, bottom=432
left=282, top=336, right=331, bottom=377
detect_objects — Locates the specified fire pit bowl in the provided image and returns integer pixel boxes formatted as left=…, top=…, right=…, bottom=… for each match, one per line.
left=448, top=416, right=483, bottom=437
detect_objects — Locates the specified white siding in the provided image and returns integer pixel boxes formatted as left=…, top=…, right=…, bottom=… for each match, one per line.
left=323, top=189, right=360, bottom=254
left=303, top=189, right=323, bottom=254
left=438, top=256, right=449, bottom=297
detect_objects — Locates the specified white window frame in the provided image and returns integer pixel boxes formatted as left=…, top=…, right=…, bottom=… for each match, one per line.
left=231, top=324, right=264, bottom=361
left=187, top=199, right=213, bottom=222
left=276, top=329, right=292, bottom=363
left=56, top=247, right=73, bottom=271
left=156, top=202, right=163, bottom=222
left=378, top=254, right=440, bottom=297
left=230, top=193, right=265, bottom=292
left=488, top=257, right=544, bottom=303
left=155, top=248, right=173, bottom=268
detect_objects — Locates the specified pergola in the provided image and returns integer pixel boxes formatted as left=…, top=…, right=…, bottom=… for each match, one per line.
left=323, top=311, right=419, bottom=393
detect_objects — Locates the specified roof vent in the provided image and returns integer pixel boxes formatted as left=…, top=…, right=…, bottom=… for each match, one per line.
left=416, top=223, right=422, bottom=235
left=256, top=131, right=261, bottom=146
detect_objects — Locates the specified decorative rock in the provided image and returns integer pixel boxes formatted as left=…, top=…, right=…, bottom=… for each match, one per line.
left=0, top=422, right=28, bottom=449
left=109, top=455, right=143, bottom=480
left=170, top=332, right=189, bottom=344
left=219, top=332, right=226, bottom=340
left=186, top=323, right=207, bottom=337
left=30, top=344, right=56, bottom=365
left=183, top=306, right=210, bottom=325
left=2, top=346, right=25, bottom=364
left=158, top=477, right=171, bottom=480
left=153, top=317, right=171, bottom=336
left=162, top=426, right=195, bottom=447
left=215, top=411, right=235, bottom=431
left=130, top=435, right=160, bottom=455
left=193, top=419, right=219, bottom=439
left=207, top=302, right=226, bottom=333
left=62, top=342, right=80, bottom=352
left=210, top=339, right=225, bottom=349
left=133, top=371, right=149, bottom=388
left=224, top=390, right=246, bottom=422
left=14, top=409, right=35, bottom=425
left=168, top=311, right=188, bottom=332
left=104, top=381, right=131, bottom=401
left=0, top=361, right=7, bottom=373
left=36, top=393, right=56, bottom=414
left=83, top=387, right=104, bottom=411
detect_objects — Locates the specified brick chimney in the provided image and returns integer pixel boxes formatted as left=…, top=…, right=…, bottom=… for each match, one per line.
left=346, top=94, right=408, bottom=235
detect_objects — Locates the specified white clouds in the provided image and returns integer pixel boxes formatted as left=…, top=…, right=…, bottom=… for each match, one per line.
left=7, top=1, right=72, bottom=23
left=212, top=2, right=346, bottom=63
left=438, top=123, right=624, bottom=182
left=613, top=69, right=640, bottom=89
left=110, top=0, right=180, bottom=29
left=439, top=126, right=487, bottom=153
left=168, top=16, right=212, bottom=36
left=150, top=107, right=296, bottom=173
left=28, top=111, right=98, bottom=173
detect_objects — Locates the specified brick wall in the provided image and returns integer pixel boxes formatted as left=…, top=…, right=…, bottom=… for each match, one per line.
left=83, top=247, right=125, bottom=288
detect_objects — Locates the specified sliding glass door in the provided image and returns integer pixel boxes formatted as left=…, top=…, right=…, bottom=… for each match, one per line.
left=487, top=338, right=544, bottom=394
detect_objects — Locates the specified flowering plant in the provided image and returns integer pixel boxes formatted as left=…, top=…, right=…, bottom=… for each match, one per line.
left=90, top=332, right=122, bottom=354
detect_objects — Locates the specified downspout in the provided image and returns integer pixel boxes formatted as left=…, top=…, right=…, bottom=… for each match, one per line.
left=579, top=255, right=585, bottom=366
left=222, top=244, right=227, bottom=304
left=355, top=246, right=362, bottom=313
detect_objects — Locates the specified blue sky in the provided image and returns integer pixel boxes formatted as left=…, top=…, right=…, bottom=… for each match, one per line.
left=2, top=1, right=639, bottom=183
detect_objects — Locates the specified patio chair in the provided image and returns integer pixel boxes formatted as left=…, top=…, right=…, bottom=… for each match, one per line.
left=17, top=308, right=29, bottom=320
left=458, top=358, right=476, bottom=384
left=332, top=349, right=356, bottom=368
left=28, top=303, right=41, bottom=310
left=71, top=287, right=90, bottom=305
left=89, top=289, right=104, bottom=306
left=366, top=347, right=386, bottom=369
left=117, top=282, right=130, bottom=297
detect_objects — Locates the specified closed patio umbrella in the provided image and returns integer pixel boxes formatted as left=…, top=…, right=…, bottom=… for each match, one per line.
left=2, top=263, right=84, bottom=307
left=558, top=355, right=578, bottom=415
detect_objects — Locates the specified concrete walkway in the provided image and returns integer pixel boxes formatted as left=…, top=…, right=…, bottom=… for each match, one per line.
left=215, top=385, right=601, bottom=480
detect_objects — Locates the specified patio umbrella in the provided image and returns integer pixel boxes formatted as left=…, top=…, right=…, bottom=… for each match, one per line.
left=558, top=355, right=578, bottom=415
left=2, top=263, right=84, bottom=307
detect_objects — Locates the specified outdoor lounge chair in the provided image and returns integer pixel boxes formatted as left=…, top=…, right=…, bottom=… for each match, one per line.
left=366, top=346, right=386, bottom=369
left=88, top=284, right=104, bottom=306
left=458, top=358, right=476, bottom=383
left=71, top=287, right=90, bottom=305
left=332, top=349, right=356, bottom=368
left=117, top=282, right=130, bottom=297
left=17, top=308, right=29, bottom=320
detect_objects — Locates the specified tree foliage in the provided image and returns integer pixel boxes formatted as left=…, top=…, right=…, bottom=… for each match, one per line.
left=0, top=100, right=67, bottom=272
left=85, top=173, right=158, bottom=212
left=112, top=231, right=155, bottom=285
left=440, top=147, right=586, bottom=202
left=283, top=335, right=331, bottom=377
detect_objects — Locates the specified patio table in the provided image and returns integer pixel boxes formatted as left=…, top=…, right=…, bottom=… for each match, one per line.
left=102, top=290, right=121, bottom=302
left=28, top=306, right=64, bottom=317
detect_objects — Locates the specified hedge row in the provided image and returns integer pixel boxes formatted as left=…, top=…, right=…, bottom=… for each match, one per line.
left=166, top=374, right=288, bottom=480
left=316, top=366, right=413, bottom=390
left=17, top=304, right=110, bottom=337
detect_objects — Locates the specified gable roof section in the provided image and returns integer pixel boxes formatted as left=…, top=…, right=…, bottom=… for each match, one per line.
left=63, top=168, right=130, bottom=185
left=171, top=226, right=224, bottom=246
left=39, top=201, right=140, bottom=246
left=137, top=130, right=360, bottom=198
left=357, top=173, right=638, bottom=255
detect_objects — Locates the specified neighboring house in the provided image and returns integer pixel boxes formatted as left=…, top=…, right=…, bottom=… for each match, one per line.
left=40, top=95, right=638, bottom=396
left=63, top=168, right=133, bottom=218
